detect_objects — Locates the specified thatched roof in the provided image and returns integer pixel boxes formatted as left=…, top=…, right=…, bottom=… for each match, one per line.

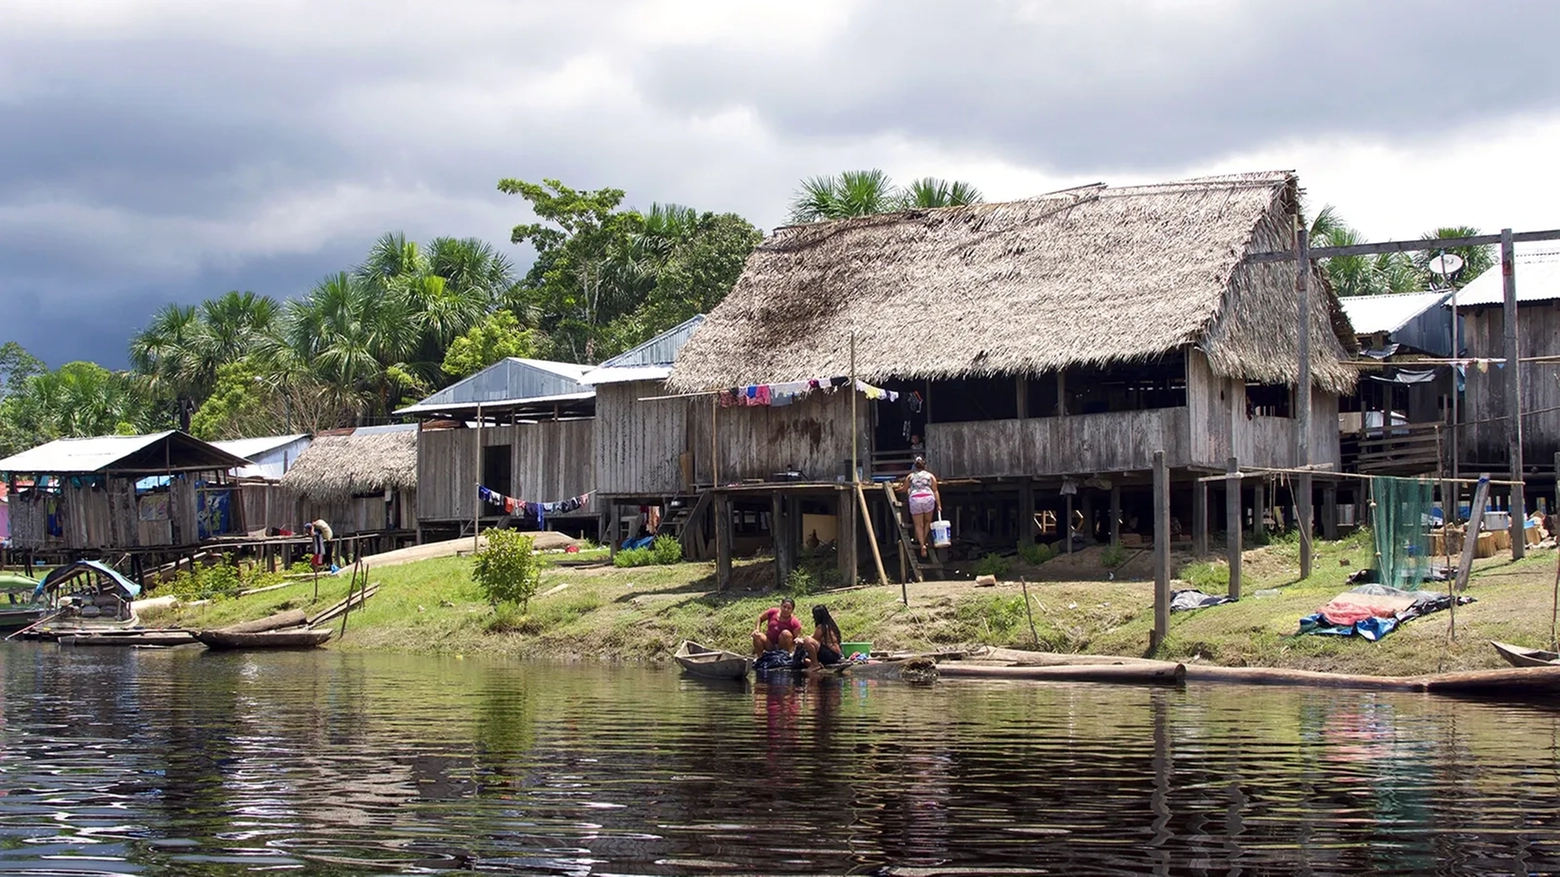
left=668, top=171, right=1356, bottom=394
left=280, top=429, right=417, bottom=501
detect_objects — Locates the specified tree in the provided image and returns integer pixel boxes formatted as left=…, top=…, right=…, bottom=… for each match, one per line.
left=789, top=170, right=984, bottom=223
left=0, top=362, right=164, bottom=456
left=280, top=272, right=424, bottom=420
left=0, top=341, right=44, bottom=399
left=1305, top=205, right=1421, bottom=298
left=472, top=529, right=541, bottom=610
left=441, top=311, right=543, bottom=378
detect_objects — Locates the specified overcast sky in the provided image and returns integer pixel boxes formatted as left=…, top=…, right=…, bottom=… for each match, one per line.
left=4, top=0, right=1559, bottom=368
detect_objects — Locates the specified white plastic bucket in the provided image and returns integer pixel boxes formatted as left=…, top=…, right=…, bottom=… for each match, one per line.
left=930, top=519, right=952, bottom=548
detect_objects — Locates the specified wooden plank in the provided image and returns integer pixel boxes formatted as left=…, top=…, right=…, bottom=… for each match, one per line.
left=1152, top=450, right=1170, bottom=650
left=1244, top=227, right=1560, bottom=263
left=1192, top=477, right=1208, bottom=558
left=1226, top=457, right=1242, bottom=600
left=855, top=483, right=889, bottom=586
left=1453, top=475, right=1492, bottom=595
left=1503, top=228, right=1526, bottom=560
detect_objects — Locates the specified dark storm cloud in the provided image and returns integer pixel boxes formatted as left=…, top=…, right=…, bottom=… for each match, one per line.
left=633, top=0, right=1560, bottom=173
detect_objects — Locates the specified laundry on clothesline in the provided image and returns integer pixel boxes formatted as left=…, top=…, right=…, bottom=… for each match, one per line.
left=478, top=484, right=593, bottom=527
left=716, top=377, right=899, bottom=408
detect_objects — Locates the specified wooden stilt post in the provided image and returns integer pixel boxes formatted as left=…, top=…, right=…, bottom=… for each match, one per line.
left=473, top=403, right=483, bottom=556
left=1064, top=492, right=1074, bottom=554
left=1226, top=457, right=1242, bottom=600
left=772, top=492, right=787, bottom=589
left=1296, top=226, right=1314, bottom=580
left=715, top=493, right=732, bottom=593
left=1322, top=480, right=1339, bottom=541
left=1018, top=478, right=1034, bottom=547
left=1193, top=476, right=1208, bottom=558
left=1502, top=228, right=1526, bottom=560
left=1152, top=451, right=1170, bottom=651
left=855, top=483, right=889, bottom=588
left=837, top=488, right=857, bottom=586
left=1252, top=480, right=1266, bottom=540
left=1109, top=482, right=1121, bottom=547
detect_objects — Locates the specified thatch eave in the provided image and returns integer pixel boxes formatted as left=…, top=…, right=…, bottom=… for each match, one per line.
left=279, top=431, right=417, bottom=503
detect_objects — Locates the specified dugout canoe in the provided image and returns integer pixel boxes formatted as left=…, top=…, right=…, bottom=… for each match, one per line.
left=194, top=628, right=333, bottom=650
left=674, top=641, right=752, bottom=680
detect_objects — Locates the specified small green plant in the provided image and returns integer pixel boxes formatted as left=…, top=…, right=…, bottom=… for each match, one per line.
left=1178, top=560, right=1230, bottom=592
left=786, top=566, right=816, bottom=596
left=974, top=553, right=1010, bottom=579
left=651, top=535, right=683, bottom=565
left=1100, top=544, right=1128, bottom=569
left=163, top=555, right=247, bottom=601
left=1017, top=541, right=1055, bottom=566
left=473, top=529, right=541, bottom=610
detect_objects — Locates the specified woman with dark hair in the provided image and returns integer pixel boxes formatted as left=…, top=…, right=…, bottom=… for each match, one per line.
left=802, top=604, right=844, bottom=669
left=751, top=597, right=801, bottom=657
left=896, top=456, right=942, bottom=557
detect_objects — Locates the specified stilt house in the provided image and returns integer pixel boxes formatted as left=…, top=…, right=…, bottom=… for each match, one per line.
left=1336, top=291, right=1456, bottom=476
left=0, top=431, right=250, bottom=560
left=1455, top=251, right=1560, bottom=483
left=212, top=433, right=312, bottom=535
left=398, top=358, right=596, bottom=540
left=279, top=424, right=418, bottom=546
left=667, top=172, right=1357, bottom=584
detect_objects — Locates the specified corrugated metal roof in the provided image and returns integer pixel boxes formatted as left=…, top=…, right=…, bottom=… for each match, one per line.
left=1455, top=251, right=1560, bottom=306
left=0, top=431, right=251, bottom=475
left=396, top=357, right=593, bottom=415
left=581, top=315, right=706, bottom=385
left=1340, top=290, right=1452, bottom=335
left=210, top=434, right=310, bottom=459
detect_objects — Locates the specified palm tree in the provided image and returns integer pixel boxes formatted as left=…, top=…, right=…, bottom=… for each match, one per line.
left=1417, top=226, right=1495, bottom=288
left=789, top=170, right=985, bottom=223
left=286, top=272, right=423, bottom=420
left=1305, top=204, right=1421, bottom=297
left=901, top=177, right=983, bottom=208
left=129, top=303, right=205, bottom=395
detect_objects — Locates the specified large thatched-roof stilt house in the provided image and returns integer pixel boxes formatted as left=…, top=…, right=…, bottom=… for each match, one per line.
left=279, top=424, right=418, bottom=552
left=667, top=171, right=1357, bottom=585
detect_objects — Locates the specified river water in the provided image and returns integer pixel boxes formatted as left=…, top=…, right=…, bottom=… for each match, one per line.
left=1, top=645, right=1558, bottom=876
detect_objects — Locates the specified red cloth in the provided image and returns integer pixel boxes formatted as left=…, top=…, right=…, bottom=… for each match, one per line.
left=760, top=606, right=801, bottom=646
left=1319, top=592, right=1415, bottom=627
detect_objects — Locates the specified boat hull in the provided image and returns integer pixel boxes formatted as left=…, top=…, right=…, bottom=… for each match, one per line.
left=1490, top=640, right=1560, bottom=668
left=674, top=641, right=752, bottom=679
left=194, top=629, right=333, bottom=650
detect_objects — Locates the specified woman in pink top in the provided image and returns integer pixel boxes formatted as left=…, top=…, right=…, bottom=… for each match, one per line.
left=751, top=597, right=801, bottom=656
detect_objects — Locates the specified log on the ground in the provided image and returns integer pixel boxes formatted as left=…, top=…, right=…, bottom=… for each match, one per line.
left=964, top=646, right=1165, bottom=667
left=1417, top=665, right=1560, bottom=697
left=1183, top=664, right=1425, bottom=691
left=218, top=609, right=308, bottom=634
left=937, top=661, right=1185, bottom=685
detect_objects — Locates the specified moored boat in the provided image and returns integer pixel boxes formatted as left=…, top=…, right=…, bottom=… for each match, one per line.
left=58, top=630, right=197, bottom=648
left=193, top=628, right=333, bottom=650
left=0, top=572, right=47, bottom=633
left=1490, top=640, right=1560, bottom=668
left=10, top=560, right=144, bottom=641
left=674, top=640, right=752, bottom=679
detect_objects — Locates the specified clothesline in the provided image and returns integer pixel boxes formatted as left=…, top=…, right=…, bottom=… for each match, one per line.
left=477, top=484, right=591, bottom=527
left=639, top=376, right=901, bottom=404
left=1194, top=467, right=1524, bottom=487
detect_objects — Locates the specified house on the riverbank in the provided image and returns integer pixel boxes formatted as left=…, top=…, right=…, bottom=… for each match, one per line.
left=212, top=433, right=313, bottom=535
left=397, top=358, right=596, bottom=541
left=0, top=431, right=250, bottom=568
left=667, top=171, right=1357, bottom=585
left=279, top=424, right=418, bottom=552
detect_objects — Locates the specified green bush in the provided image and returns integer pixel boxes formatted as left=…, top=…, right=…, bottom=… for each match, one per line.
left=786, top=566, right=816, bottom=596
left=1100, top=544, right=1128, bottom=569
left=613, top=547, right=654, bottom=568
left=473, top=529, right=541, bottom=610
left=651, top=535, right=683, bottom=564
left=1017, top=541, right=1055, bottom=566
left=163, top=555, right=249, bottom=601
left=974, top=553, right=1010, bottom=579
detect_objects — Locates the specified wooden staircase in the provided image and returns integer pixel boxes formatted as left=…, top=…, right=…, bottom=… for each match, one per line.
left=658, top=491, right=713, bottom=561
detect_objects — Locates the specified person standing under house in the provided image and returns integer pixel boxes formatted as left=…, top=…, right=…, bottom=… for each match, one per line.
left=304, top=519, right=334, bottom=568
left=896, top=456, right=942, bottom=557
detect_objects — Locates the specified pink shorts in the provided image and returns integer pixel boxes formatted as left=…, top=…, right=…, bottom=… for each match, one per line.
left=908, top=492, right=936, bottom=515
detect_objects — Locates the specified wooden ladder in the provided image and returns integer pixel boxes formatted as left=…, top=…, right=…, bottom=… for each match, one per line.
left=658, top=491, right=713, bottom=560
left=880, top=481, right=939, bottom=582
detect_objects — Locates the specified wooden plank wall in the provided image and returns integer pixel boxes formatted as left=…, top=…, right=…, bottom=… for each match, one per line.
left=4, top=476, right=202, bottom=551
left=689, top=389, right=868, bottom=486
left=1463, top=303, right=1560, bottom=466
left=594, top=381, right=691, bottom=496
left=930, top=408, right=1193, bottom=478
left=236, top=482, right=300, bottom=534
left=297, top=489, right=414, bottom=534
left=417, top=420, right=595, bottom=522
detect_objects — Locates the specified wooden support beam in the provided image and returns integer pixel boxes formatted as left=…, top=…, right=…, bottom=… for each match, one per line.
left=715, top=495, right=732, bottom=593
left=772, top=493, right=788, bottom=589
left=1503, top=228, right=1526, bottom=560
left=1152, top=451, right=1171, bottom=651
left=855, top=483, right=889, bottom=586
left=1064, top=492, right=1074, bottom=554
left=1453, top=476, right=1492, bottom=595
left=1193, top=477, right=1208, bottom=558
left=1322, top=481, right=1339, bottom=541
left=837, top=488, right=857, bottom=586
left=1252, top=480, right=1266, bottom=540
left=1018, top=479, right=1034, bottom=547
left=1109, top=482, right=1121, bottom=547
left=1296, top=226, right=1313, bottom=581
left=1226, top=457, right=1242, bottom=600
left=1245, top=227, right=1560, bottom=263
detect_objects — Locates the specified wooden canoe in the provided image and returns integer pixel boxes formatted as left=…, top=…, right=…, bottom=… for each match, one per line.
left=674, top=641, right=752, bottom=680
left=195, top=628, right=333, bottom=650
left=58, top=630, right=197, bottom=648
left=1490, top=640, right=1560, bottom=668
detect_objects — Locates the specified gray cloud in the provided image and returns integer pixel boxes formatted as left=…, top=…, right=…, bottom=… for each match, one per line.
left=1, top=0, right=1557, bottom=371
left=632, top=0, right=1560, bottom=173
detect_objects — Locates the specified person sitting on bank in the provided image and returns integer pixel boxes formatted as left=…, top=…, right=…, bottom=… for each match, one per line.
left=751, top=597, right=801, bottom=657
left=896, top=456, right=942, bottom=557
left=801, top=604, right=844, bottom=670
left=304, top=519, right=334, bottom=567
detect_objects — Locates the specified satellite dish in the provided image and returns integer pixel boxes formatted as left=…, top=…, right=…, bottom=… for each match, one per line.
left=1427, top=253, right=1464, bottom=277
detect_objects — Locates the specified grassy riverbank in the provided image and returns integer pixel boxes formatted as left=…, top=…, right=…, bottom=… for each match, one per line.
left=158, top=531, right=1560, bottom=676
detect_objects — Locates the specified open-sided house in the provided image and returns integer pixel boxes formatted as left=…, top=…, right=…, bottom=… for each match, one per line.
left=0, top=431, right=250, bottom=560
left=667, top=172, right=1357, bottom=583
left=398, top=358, right=596, bottom=540
left=279, top=425, right=417, bottom=545
left=1336, top=290, right=1456, bottom=476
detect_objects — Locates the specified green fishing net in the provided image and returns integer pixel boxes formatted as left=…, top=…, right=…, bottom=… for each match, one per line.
left=1370, top=476, right=1435, bottom=587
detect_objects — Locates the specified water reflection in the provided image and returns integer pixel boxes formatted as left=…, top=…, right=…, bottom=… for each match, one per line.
left=1, top=645, right=1559, bottom=874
